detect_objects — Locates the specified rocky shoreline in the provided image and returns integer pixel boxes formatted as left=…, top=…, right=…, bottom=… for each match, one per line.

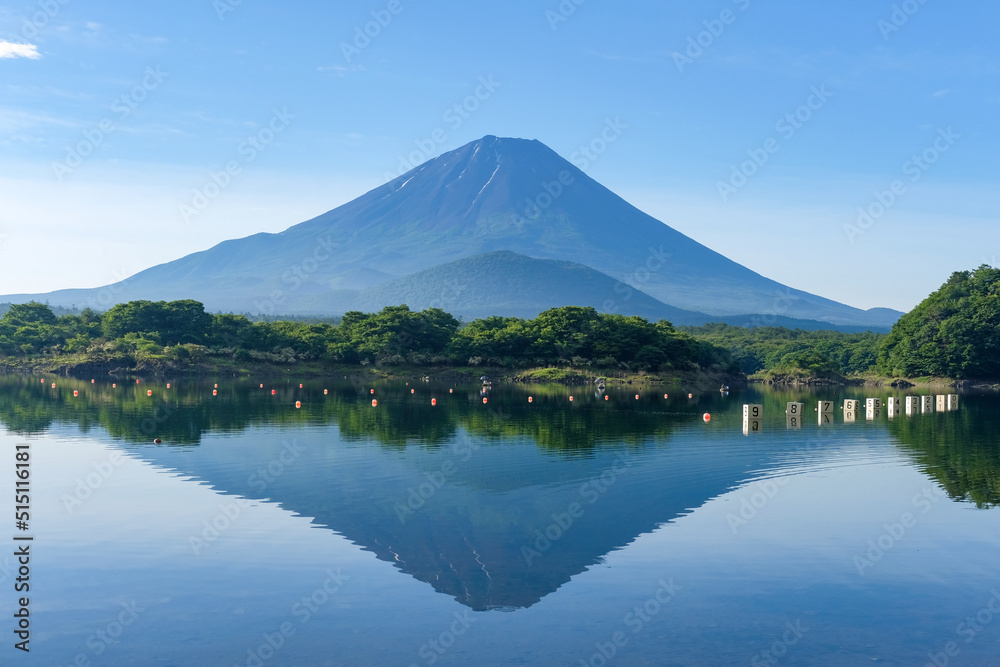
left=750, top=375, right=998, bottom=390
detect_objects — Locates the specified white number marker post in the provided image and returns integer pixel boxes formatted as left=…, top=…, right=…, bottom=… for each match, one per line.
left=886, top=397, right=904, bottom=418
left=743, top=404, right=762, bottom=435
left=817, top=401, right=834, bottom=425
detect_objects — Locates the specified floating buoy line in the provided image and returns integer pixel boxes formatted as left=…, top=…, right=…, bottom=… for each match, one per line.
left=41, top=380, right=710, bottom=410
left=40, top=379, right=718, bottom=445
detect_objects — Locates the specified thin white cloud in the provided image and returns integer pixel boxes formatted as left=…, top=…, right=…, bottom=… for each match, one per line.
left=0, top=41, right=41, bottom=60
left=317, top=63, right=367, bottom=77
left=0, top=107, right=79, bottom=133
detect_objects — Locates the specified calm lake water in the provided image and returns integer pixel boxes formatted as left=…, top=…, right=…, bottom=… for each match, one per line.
left=1, top=376, right=998, bottom=666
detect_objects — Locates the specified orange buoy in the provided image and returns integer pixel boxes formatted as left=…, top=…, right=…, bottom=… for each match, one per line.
left=664, top=394, right=668, bottom=399
left=212, top=389, right=218, bottom=396
left=214, top=383, right=218, bottom=388
left=324, top=389, right=328, bottom=395
left=370, top=389, right=375, bottom=394
left=431, top=398, right=437, bottom=406
left=91, top=379, right=95, bottom=384
left=483, top=397, right=488, bottom=404
left=299, top=384, right=303, bottom=388
left=688, top=393, right=693, bottom=399
left=528, top=396, right=533, bottom=403
left=51, top=383, right=56, bottom=388
left=703, top=413, right=712, bottom=422
left=449, top=389, right=453, bottom=394
left=166, top=383, right=171, bottom=389
left=635, top=394, right=639, bottom=400
left=147, top=390, right=153, bottom=396
left=73, top=390, right=79, bottom=397
left=260, top=384, right=264, bottom=389
left=605, top=395, right=609, bottom=401
left=271, top=389, right=276, bottom=395
left=411, top=389, right=415, bottom=394
left=569, top=396, right=574, bottom=402
left=112, top=383, right=117, bottom=388
left=136, top=379, right=140, bottom=384
left=295, top=401, right=301, bottom=409
left=153, top=438, right=162, bottom=444
left=372, top=399, right=378, bottom=407
left=41, top=379, right=45, bottom=384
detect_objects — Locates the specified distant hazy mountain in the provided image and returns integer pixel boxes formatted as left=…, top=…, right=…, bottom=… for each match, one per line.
left=352, top=250, right=709, bottom=323
left=0, top=136, right=902, bottom=328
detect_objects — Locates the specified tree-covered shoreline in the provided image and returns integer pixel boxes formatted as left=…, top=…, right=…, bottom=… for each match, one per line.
left=0, top=300, right=738, bottom=380
left=1, top=266, right=996, bottom=385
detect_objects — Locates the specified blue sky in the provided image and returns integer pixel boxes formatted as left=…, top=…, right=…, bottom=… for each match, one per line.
left=0, top=0, right=997, bottom=311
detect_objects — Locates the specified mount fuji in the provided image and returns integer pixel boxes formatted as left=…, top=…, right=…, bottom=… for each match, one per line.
left=1, top=136, right=901, bottom=328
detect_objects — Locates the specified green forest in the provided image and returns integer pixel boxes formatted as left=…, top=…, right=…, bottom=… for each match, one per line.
left=0, top=300, right=736, bottom=376
left=877, top=265, right=1000, bottom=379
left=679, top=324, right=882, bottom=379
left=685, top=265, right=999, bottom=381
left=1, top=265, right=996, bottom=381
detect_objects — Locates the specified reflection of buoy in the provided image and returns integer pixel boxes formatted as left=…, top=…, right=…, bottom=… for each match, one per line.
left=483, top=398, right=488, bottom=404
left=431, top=398, right=437, bottom=406
left=703, top=413, right=712, bottom=422
left=214, top=384, right=218, bottom=388
left=73, top=390, right=79, bottom=397
left=153, top=438, right=162, bottom=444
left=372, top=399, right=378, bottom=407
left=212, top=390, right=217, bottom=396
left=271, top=389, right=276, bottom=395
left=295, top=401, right=301, bottom=409
left=528, top=396, right=533, bottom=403
left=147, top=390, right=153, bottom=396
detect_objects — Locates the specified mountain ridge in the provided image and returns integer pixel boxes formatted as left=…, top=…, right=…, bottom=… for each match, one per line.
left=0, top=135, right=902, bottom=328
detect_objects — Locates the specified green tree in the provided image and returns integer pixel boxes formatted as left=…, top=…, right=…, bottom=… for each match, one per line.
left=878, top=266, right=1000, bottom=379
left=102, top=300, right=212, bottom=346
left=2, top=302, right=57, bottom=326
